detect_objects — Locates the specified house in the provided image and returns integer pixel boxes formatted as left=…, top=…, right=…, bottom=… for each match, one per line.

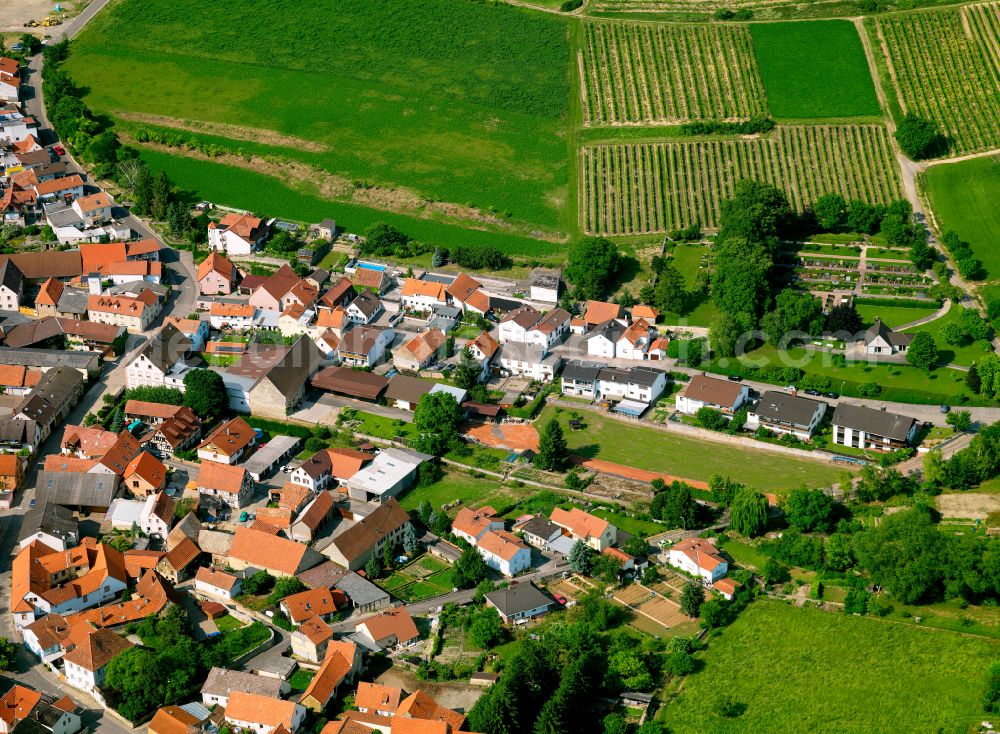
left=675, top=374, right=750, bottom=417
left=354, top=682, right=403, bottom=717
left=210, top=303, right=256, bottom=330
left=125, top=324, right=193, bottom=390
left=451, top=506, right=503, bottom=546
left=0, top=416, right=39, bottom=455
left=21, top=613, right=73, bottom=665
left=616, top=318, right=664, bottom=360
left=289, top=447, right=370, bottom=491
left=228, top=526, right=323, bottom=578
left=167, top=512, right=202, bottom=551
left=148, top=707, right=203, bottom=734
left=529, top=269, right=561, bottom=303
left=831, top=403, right=919, bottom=451
left=383, top=375, right=433, bottom=412
left=344, top=290, right=382, bottom=325
left=0, top=57, right=21, bottom=102
left=290, top=490, right=337, bottom=543
left=344, top=448, right=429, bottom=504
left=87, top=290, right=161, bottom=333
left=477, top=529, right=531, bottom=577
left=33, top=472, right=119, bottom=514
left=71, top=193, right=113, bottom=227
left=863, top=318, right=912, bottom=355
left=467, top=331, right=499, bottom=372
left=17, top=502, right=78, bottom=551
left=311, top=366, right=388, bottom=402
left=746, top=391, right=827, bottom=440
left=246, top=337, right=324, bottom=419
left=13, top=366, right=85, bottom=442
left=34, top=176, right=84, bottom=204
left=0, top=258, right=23, bottom=311
left=498, top=306, right=540, bottom=344
left=632, top=304, right=659, bottom=323
left=584, top=300, right=627, bottom=329
left=484, top=582, right=551, bottom=624
left=519, top=515, right=562, bottom=550
left=62, top=627, right=134, bottom=695
left=290, top=616, right=335, bottom=664
left=201, top=668, right=284, bottom=708
left=325, top=498, right=411, bottom=571
left=198, top=252, right=241, bottom=295
left=138, top=491, right=175, bottom=538
left=195, top=567, right=242, bottom=601
left=122, top=452, right=167, bottom=498
left=223, top=691, right=305, bottom=734
left=395, top=689, right=466, bottom=730
left=668, top=538, right=728, bottom=584
left=198, top=417, right=257, bottom=464
left=162, top=318, right=210, bottom=352
left=0, top=453, right=23, bottom=509
left=713, top=577, right=741, bottom=601
left=0, top=364, right=41, bottom=398
left=392, top=328, right=446, bottom=372
left=279, top=587, right=343, bottom=625
left=34, top=279, right=64, bottom=318
left=318, top=277, right=355, bottom=311
left=197, top=461, right=254, bottom=510
left=350, top=265, right=391, bottom=295
left=584, top=319, right=624, bottom=359
left=299, top=641, right=361, bottom=713
left=597, top=366, right=668, bottom=405
left=560, top=360, right=603, bottom=399
left=138, top=407, right=202, bottom=458
left=497, top=341, right=561, bottom=381
left=297, top=564, right=390, bottom=614
left=355, top=607, right=420, bottom=651
left=208, top=213, right=269, bottom=256
left=247, top=265, right=304, bottom=313
left=156, top=536, right=201, bottom=583
left=550, top=506, right=617, bottom=551
left=400, top=278, right=447, bottom=312
left=313, top=307, right=348, bottom=339
left=525, top=308, right=571, bottom=348
left=337, top=326, right=394, bottom=368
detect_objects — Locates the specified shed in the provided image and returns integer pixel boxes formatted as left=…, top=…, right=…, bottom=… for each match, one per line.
left=243, top=435, right=302, bottom=481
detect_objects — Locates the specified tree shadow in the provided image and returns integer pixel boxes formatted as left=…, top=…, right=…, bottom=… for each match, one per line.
left=572, top=443, right=600, bottom=460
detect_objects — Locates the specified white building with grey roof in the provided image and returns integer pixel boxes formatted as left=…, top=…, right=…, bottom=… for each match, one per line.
left=747, top=391, right=827, bottom=440
left=832, top=403, right=918, bottom=450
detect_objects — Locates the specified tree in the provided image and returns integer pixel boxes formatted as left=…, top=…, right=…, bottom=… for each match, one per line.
left=946, top=410, right=972, bottom=433
left=942, top=322, right=966, bottom=346
left=565, top=237, right=620, bottom=300
left=651, top=481, right=697, bottom=529
left=718, top=180, right=792, bottom=244
left=602, top=713, right=629, bottom=734
left=967, top=363, right=982, bottom=394
left=711, top=236, right=772, bottom=323
left=535, top=419, right=570, bottom=472
left=763, top=557, right=791, bottom=585
left=761, top=289, right=825, bottom=346
left=895, top=113, right=946, bottom=160
left=454, top=547, right=490, bottom=589
left=654, top=263, right=688, bottom=315
left=568, top=539, right=595, bottom=575
left=905, top=331, right=939, bottom=372
left=362, top=222, right=409, bottom=256
left=812, top=192, right=847, bottom=231
left=240, top=571, right=274, bottom=596
left=922, top=449, right=947, bottom=486
left=365, top=554, right=382, bottom=580
left=593, top=554, right=621, bottom=584
left=268, top=576, right=306, bottom=604
left=182, top=369, right=228, bottom=424
left=710, top=310, right=753, bottom=358
left=983, top=661, right=1000, bottom=713
left=695, top=406, right=728, bottom=431
left=0, top=637, right=15, bottom=670
left=784, top=487, right=835, bottom=532
left=826, top=304, right=863, bottom=335
left=846, top=199, right=883, bottom=234
left=402, top=523, right=419, bottom=554
left=383, top=538, right=394, bottom=569
left=729, top=485, right=768, bottom=537
left=453, top=348, right=481, bottom=391
left=468, top=608, right=505, bottom=648
left=413, top=392, right=463, bottom=455
left=680, top=581, right=705, bottom=617
left=150, top=171, right=172, bottom=221
left=109, top=408, right=125, bottom=433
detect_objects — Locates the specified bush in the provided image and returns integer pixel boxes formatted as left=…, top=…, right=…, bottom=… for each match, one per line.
left=680, top=117, right=774, bottom=136
left=559, top=0, right=583, bottom=8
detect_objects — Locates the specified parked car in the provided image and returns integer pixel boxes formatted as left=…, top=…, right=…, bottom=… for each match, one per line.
left=941, top=404, right=951, bottom=414
left=727, top=375, right=743, bottom=382
left=805, top=389, right=822, bottom=396
left=29, top=498, right=36, bottom=509
left=52, top=144, right=65, bottom=156
left=824, top=392, right=839, bottom=399
left=239, top=511, right=249, bottom=522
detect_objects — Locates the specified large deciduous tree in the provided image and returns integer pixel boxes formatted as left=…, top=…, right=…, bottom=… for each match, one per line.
left=182, top=369, right=228, bottom=424
left=729, top=485, right=768, bottom=537
left=905, top=331, right=939, bottom=372
left=413, top=392, right=463, bottom=455
left=565, top=237, right=620, bottom=300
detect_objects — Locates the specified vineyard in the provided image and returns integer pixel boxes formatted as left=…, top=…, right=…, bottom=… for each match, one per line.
left=877, top=3, right=1000, bottom=154
left=581, top=125, right=901, bottom=235
left=580, top=22, right=767, bottom=125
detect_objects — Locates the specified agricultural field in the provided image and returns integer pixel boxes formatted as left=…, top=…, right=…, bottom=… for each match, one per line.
left=924, top=156, right=1000, bottom=279
left=876, top=4, right=1000, bottom=154
left=662, top=602, right=999, bottom=733
left=581, top=125, right=901, bottom=234
left=580, top=22, right=766, bottom=125
left=749, top=21, right=881, bottom=119
left=67, top=0, right=573, bottom=235
left=587, top=0, right=864, bottom=20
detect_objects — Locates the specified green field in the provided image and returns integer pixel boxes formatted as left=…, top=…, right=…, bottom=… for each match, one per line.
left=68, top=0, right=573, bottom=235
left=662, top=243, right=718, bottom=326
left=749, top=21, right=881, bottom=119
left=902, top=304, right=994, bottom=368
left=397, top=470, right=520, bottom=514
left=925, top=157, right=1000, bottom=279
left=664, top=602, right=999, bottom=733
left=856, top=302, right=938, bottom=329
left=138, top=150, right=563, bottom=255
left=541, top=406, right=850, bottom=490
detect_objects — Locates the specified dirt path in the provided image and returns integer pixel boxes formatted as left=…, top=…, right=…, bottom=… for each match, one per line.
left=578, top=458, right=709, bottom=489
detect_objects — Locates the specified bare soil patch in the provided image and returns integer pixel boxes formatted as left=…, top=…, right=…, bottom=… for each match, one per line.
left=466, top=422, right=540, bottom=452
left=935, top=492, right=1000, bottom=519
left=375, top=667, right=483, bottom=712
left=118, top=111, right=330, bottom=153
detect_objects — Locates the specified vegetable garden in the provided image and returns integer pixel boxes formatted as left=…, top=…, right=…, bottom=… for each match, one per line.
left=877, top=4, right=1000, bottom=154
left=581, top=125, right=901, bottom=234
left=581, top=21, right=766, bottom=125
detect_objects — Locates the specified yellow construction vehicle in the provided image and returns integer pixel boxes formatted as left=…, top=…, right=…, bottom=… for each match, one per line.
left=42, top=17, right=62, bottom=27
left=23, top=19, right=39, bottom=27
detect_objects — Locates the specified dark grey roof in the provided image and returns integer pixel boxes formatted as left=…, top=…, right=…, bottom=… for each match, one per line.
left=319, top=218, right=336, bottom=229
left=520, top=516, right=560, bottom=540
left=490, top=297, right=522, bottom=313
left=108, top=281, right=170, bottom=299
left=864, top=318, right=912, bottom=348
left=562, top=360, right=603, bottom=382
left=752, top=391, right=825, bottom=428
left=0, top=310, right=34, bottom=330
left=0, top=416, right=36, bottom=444
left=832, top=403, right=917, bottom=441
left=334, top=570, right=391, bottom=607
left=384, top=374, right=434, bottom=404
left=18, top=501, right=77, bottom=544
left=0, top=258, right=23, bottom=295
left=35, top=471, right=119, bottom=509
left=530, top=269, right=561, bottom=289
left=259, top=336, right=323, bottom=398
left=308, top=268, right=330, bottom=284
left=138, top=323, right=191, bottom=374
left=0, top=346, right=98, bottom=370
left=485, top=582, right=551, bottom=617
left=15, top=365, right=84, bottom=424
left=431, top=304, right=462, bottom=319
left=587, top=319, right=625, bottom=342
left=349, top=289, right=382, bottom=319
left=498, top=341, right=559, bottom=366
left=55, top=287, right=88, bottom=316
left=598, top=365, right=664, bottom=388
left=421, top=272, right=455, bottom=285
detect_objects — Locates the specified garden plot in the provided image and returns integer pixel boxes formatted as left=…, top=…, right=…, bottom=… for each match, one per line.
left=380, top=554, right=456, bottom=603
left=613, top=582, right=689, bottom=630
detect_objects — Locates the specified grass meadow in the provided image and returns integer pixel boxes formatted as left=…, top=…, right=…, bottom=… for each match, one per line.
left=925, top=157, right=1000, bottom=280
left=856, top=302, right=939, bottom=329
left=67, top=0, right=573, bottom=234
left=663, top=601, right=999, bottom=733
left=749, top=21, right=881, bottom=119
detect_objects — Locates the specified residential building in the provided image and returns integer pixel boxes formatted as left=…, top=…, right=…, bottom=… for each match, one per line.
left=198, top=252, right=241, bottom=295
left=32, top=472, right=119, bottom=514
left=863, top=318, right=912, bottom=355
left=349, top=265, right=391, bottom=295
left=477, top=529, right=531, bottom=577
left=227, top=526, right=323, bottom=578
left=155, top=536, right=201, bottom=584
left=194, top=567, right=242, bottom=601
left=247, top=265, right=303, bottom=313
left=0, top=416, right=39, bottom=454
left=584, top=319, right=625, bottom=359
left=13, top=366, right=84, bottom=442
left=337, top=326, right=394, bottom=368
left=162, top=318, right=209, bottom=352
left=550, top=507, right=617, bottom=551
left=596, top=366, right=668, bottom=405
left=355, top=682, right=403, bottom=717
left=279, top=587, right=342, bottom=625
left=467, top=331, right=499, bottom=374
left=400, top=278, right=447, bottom=312
left=201, top=668, right=284, bottom=708
left=147, top=707, right=203, bottom=734
left=21, top=614, right=73, bottom=666
left=62, top=628, right=134, bottom=695
left=0, top=58, right=21, bottom=102
left=560, top=360, right=603, bottom=399
left=519, top=516, right=562, bottom=550
left=125, top=324, right=193, bottom=389
left=0, top=258, right=23, bottom=311
left=354, top=607, right=420, bottom=651
left=497, top=341, right=561, bottom=381
left=33, top=176, right=84, bottom=205
left=713, top=577, right=741, bottom=601
left=746, top=391, right=827, bottom=440
left=210, top=303, right=256, bottom=330
left=0, top=453, right=23, bottom=509
left=584, top=300, right=627, bottom=330
left=290, top=490, right=337, bottom=543
left=498, top=306, right=540, bottom=344
left=668, top=538, right=728, bottom=584
left=318, top=277, right=354, bottom=311
left=344, top=448, right=428, bottom=504
left=290, top=616, right=334, bottom=664
left=525, top=308, right=571, bottom=348
left=197, top=417, right=256, bottom=464
left=297, top=563, right=390, bottom=614
left=17, top=502, right=78, bottom=551
left=198, top=461, right=254, bottom=510
left=392, top=328, right=446, bottom=372
left=300, top=641, right=360, bottom=713
left=122, top=452, right=167, bottom=497
left=208, top=213, right=269, bottom=256
left=86, top=290, right=160, bottom=333
left=223, top=691, right=305, bottom=734
left=831, top=403, right=919, bottom=451
left=484, top=582, right=551, bottom=624
left=675, top=374, right=750, bottom=417
left=383, top=375, right=433, bottom=412
left=451, top=506, right=503, bottom=546
left=289, top=447, right=370, bottom=492
left=344, top=290, right=382, bottom=325
left=137, top=407, right=202, bottom=458
left=138, top=491, right=174, bottom=538
left=325, top=498, right=410, bottom=571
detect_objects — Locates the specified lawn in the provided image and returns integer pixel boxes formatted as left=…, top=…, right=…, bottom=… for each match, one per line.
left=663, top=601, right=1000, bottom=733
left=925, top=157, right=1000, bottom=279
left=397, top=469, right=522, bottom=515
left=749, top=21, right=880, bottom=119
left=288, top=669, right=315, bottom=692
left=662, top=243, right=718, bottom=327
left=856, top=303, right=939, bottom=329
left=590, top=507, right=667, bottom=537
left=68, top=0, right=573, bottom=236
left=137, top=150, right=564, bottom=256
left=540, top=406, right=850, bottom=490
left=902, top=304, right=995, bottom=367
left=213, top=614, right=244, bottom=633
